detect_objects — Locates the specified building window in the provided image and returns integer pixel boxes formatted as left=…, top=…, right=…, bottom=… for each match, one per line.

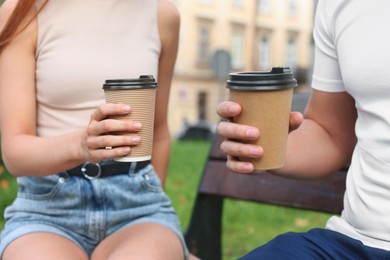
left=198, top=92, right=207, bottom=121
left=288, top=0, right=297, bottom=16
left=232, top=0, right=243, bottom=6
left=198, top=26, right=210, bottom=65
left=231, top=33, right=244, bottom=69
left=259, top=35, right=271, bottom=70
left=286, top=37, right=297, bottom=71
left=257, top=0, right=271, bottom=13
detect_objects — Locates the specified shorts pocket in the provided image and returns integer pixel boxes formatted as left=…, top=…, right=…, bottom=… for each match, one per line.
left=138, top=168, right=163, bottom=193
left=17, top=175, right=66, bottom=200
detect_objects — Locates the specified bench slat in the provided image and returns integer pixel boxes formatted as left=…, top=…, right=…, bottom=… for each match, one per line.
left=200, top=160, right=345, bottom=213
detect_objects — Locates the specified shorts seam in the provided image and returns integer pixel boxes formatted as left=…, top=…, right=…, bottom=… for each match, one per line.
left=0, top=223, right=88, bottom=258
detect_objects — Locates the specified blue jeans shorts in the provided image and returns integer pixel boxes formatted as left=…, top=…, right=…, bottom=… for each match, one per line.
left=0, top=163, right=188, bottom=259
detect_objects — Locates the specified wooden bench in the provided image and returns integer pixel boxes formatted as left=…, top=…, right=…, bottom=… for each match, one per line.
left=183, top=92, right=348, bottom=260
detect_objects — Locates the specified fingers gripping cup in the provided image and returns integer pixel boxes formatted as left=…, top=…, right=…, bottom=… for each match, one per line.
left=103, top=75, right=157, bottom=162
left=226, top=67, right=297, bottom=170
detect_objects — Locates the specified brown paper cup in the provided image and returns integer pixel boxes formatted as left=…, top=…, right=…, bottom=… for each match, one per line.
left=227, top=67, right=297, bottom=170
left=103, top=75, right=157, bottom=162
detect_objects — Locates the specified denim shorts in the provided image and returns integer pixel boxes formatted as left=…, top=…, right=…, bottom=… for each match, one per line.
left=0, top=163, right=188, bottom=259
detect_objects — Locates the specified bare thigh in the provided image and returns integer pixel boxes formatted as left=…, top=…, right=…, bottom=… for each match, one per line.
left=2, top=232, right=88, bottom=260
left=91, top=222, right=184, bottom=260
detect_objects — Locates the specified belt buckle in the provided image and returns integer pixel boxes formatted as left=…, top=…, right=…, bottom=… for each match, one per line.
left=81, top=162, right=102, bottom=180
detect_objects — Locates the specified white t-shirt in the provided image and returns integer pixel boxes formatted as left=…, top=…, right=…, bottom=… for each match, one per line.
left=312, top=0, right=390, bottom=250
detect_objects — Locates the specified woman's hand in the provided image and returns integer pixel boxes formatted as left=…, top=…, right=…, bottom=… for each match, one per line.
left=81, top=103, right=142, bottom=163
left=216, top=101, right=304, bottom=174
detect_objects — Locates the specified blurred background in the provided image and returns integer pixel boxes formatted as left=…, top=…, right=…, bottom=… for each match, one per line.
left=0, top=0, right=317, bottom=139
left=170, top=0, right=316, bottom=140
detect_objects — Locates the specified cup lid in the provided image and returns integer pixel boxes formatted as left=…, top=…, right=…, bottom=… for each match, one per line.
left=103, top=75, right=158, bottom=90
left=226, top=67, right=297, bottom=91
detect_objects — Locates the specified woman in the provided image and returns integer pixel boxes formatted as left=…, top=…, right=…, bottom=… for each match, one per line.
left=217, top=0, right=390, bottom=258
left=0, top=0, right=187, bottom=259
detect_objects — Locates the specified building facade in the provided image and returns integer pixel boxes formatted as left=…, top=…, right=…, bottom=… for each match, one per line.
left=168, top=0, right=315, bottom=138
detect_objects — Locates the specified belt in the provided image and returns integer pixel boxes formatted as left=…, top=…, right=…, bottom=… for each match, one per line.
left=67, top=160, right=150, bottom=179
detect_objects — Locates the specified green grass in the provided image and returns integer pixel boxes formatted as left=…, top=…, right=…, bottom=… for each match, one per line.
left=166, top=140, right=332, bottom=260
left=221, top=201, right=331, bottom=258
left=0, top=140, right=333, bottom=259
left=165, top=140, right=211, bottom=229
left=0, top=166, right=17, bottom=231
left=0, top=142, right=17, bottom=230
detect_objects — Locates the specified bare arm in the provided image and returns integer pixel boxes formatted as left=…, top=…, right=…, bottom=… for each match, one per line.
left=217, top=89, right=357, bottom=178
left=152, top=0, right=180, bottom=187
left=0, top=2, right=142, bottom=176
left=277, top=90, right=357, bottom=178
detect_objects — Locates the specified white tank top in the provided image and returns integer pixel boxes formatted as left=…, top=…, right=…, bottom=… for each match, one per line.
left=35, top=0, right=160, bottom=137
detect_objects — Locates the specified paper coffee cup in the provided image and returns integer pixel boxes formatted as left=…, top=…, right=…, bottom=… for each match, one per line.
left=103, top=75, right=157, bottom=162
left=226, top=67, right=297, bottom=170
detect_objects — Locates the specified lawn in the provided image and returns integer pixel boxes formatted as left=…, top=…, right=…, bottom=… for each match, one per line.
left=0, top=140, right=333, bottom=259
left=166, top=140, right=332, bottom=259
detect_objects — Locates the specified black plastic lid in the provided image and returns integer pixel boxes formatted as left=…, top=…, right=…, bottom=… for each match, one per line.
left=103, top=75, right=158, bottom=90
left=226, top=67, right=297, bottom=91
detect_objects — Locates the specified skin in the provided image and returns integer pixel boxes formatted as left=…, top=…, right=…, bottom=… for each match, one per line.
left=0, top=0, right=185, bottom=259
left=217, top=89, right=358, bottom=179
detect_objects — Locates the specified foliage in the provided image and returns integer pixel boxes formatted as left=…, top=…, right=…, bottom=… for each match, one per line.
left=0, top=158, right=17, bottom=230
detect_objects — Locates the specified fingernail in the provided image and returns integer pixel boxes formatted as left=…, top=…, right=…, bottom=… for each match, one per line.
left=242, top=163, right=254, bottom=172
left=132, top=136, right=141, bottom=143
left=122, top=147, right=131, bottom=153
left=249, top=147, right=262, bottom=156
left=229, top=104, right=239, bottom=113
left=133, top=122, right=142, bottom=129
left=122, top=105, right=131, bottom=112
left=246, top=128, right=258, bottom=138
